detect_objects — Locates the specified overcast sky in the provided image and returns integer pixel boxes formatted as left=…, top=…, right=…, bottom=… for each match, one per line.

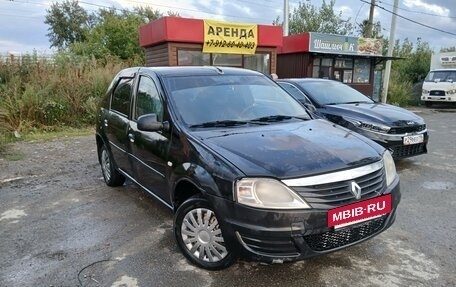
left=0, top=0, right=455, bottom=55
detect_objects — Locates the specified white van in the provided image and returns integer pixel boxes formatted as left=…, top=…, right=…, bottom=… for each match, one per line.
left=421, top=53, right=456, bottom=106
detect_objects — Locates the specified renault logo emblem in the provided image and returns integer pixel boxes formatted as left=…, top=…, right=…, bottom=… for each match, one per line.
left=350, top=181, right=362, bottom=200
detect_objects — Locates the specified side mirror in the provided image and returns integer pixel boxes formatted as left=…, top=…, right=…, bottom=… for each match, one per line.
left=137, top=114, right=169, bottom=132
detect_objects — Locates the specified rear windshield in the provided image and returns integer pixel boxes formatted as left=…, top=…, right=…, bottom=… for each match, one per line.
left=162, top=75, right=309, bottom=126
left=425, top=70, right=456, bottom=82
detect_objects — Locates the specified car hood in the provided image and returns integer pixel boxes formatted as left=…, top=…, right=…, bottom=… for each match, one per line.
left=192, top=119, right=383, bottom=179
left=321, top=103, right=425, bottom=126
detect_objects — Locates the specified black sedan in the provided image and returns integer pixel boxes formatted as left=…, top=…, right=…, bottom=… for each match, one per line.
left=277, top=78, right=428, bottom=159
left=96, top=67, right=400, bottom=269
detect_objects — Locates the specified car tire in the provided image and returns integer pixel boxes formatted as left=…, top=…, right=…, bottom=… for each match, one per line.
left=424, top=101, right=433, bottom=107
left=100, top=144, right=125, bottom=187
left=174, top=195, right=236, bottom=270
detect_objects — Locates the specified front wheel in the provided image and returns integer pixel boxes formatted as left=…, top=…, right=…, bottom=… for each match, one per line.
left=174, top=195, right=236, bottom=270
left=424, top=101, right=433, bottom=107
left=100, top=144, right=125, bottom=187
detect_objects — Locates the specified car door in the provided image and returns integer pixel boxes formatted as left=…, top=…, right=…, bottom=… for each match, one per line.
left=128, top=74, right=171, bottom=204
left=105, top=77, right=135, bottom=175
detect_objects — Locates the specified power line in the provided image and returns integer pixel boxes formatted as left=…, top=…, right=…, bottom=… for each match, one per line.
left=0, top=12, right=42, bottom=19
left=117, top=0, right=275, bottom=22
left=7, top=0, right=277, bottom=23
left=378, top=0, right=456, bottom=19
left=360, top=0, right=456, bottom=37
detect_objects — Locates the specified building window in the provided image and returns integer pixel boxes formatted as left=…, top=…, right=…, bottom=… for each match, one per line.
left=177, top=49, right=271, bottom=74
left=212, top=54, right=242, bottom=66
left=334, top=58, right=353, bottom=83
left=244, top=53, right=270, bottom=74
left=312, top=57, right=333, bottom=79
left=353, top=59, right=371, bottom=83
left=177, top=50, right=210, bottom=65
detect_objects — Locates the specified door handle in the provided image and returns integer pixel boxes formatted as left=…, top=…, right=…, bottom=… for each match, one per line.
left=103, top=119, right=108, bottom=127
left=128, top=133, right=135, bottom=143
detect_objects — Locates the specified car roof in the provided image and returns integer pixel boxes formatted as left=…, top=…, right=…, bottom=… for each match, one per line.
left=133, top=66, right=263, bottom=77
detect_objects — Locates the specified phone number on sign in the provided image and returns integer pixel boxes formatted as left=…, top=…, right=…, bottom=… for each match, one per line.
left=205, top=40, right=256, bottom=49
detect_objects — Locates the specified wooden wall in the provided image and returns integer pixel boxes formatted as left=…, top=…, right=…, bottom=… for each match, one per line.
left=277, top=53, right=311, bottom=78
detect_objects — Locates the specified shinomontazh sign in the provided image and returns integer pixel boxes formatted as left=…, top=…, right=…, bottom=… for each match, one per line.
left=309, top=32, right=382, bottom=56
left=203, top=19, right=258, bottom=55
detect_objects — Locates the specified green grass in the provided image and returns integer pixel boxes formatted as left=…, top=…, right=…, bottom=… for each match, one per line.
left=2, top=149, right=25, bottom=161
left=0, top=127, right=94, bottom=161
left=20, top=126, right=94, bottom=142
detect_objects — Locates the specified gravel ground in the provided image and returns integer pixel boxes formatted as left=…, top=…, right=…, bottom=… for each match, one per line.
left=1, top=107, right=455, bottom=287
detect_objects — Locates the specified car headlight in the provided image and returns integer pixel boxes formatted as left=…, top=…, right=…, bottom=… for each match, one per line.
left=448, top=89, right=456, bottom=95
left=422, top=89, right=429, bottom=94
left=383, top=150, right=397, bottom=186
left=345, top=117, right=391, bottom=133
left=235, top=178, right=311, bottom=209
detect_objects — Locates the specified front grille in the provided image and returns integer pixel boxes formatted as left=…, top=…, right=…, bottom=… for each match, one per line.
left=239, top=233, right=299, bottom=256
left=389, top=124, right=426, bottom=135
left=430, top=90, right=445, bottom=96
left=292, top=168, right=385, bottom=209
left=303, top=216, right=386, bottom=251
left=391, top=143, right=426, bottom=158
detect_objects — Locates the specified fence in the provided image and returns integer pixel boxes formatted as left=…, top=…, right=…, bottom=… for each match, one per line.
left=0, top=52, right=55, bottom=64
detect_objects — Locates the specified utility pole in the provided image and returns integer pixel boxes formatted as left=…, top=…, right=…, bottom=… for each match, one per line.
left=382, top=0, right=399, bottom=103
left=367, top=0, right=375, bottom=38
left=283, top=0, right=289, bottom=36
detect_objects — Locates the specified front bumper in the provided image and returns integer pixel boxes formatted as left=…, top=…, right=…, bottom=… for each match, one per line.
left=209, top=176, right=401, bottom=263
left=355, top=128, right=428, bottom=159
left=421, top=94, right=456, bottom=103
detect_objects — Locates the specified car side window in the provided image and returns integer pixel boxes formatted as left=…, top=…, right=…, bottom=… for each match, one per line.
left=135, top=76, right=163, bottom=121
left=279, top=82, right=311, bottom=104
left=111, top=78, right=133, bottom=116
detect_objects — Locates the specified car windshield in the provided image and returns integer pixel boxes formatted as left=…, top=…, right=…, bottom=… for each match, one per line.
left=163, top=74, right=310, bottom=127
left=424, top=70, right=456, bottom=82
left=295, top=81, right=374, bottom=106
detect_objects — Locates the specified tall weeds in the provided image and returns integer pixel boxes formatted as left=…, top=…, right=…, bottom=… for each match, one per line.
left=0, top=52, right=129, bottom=135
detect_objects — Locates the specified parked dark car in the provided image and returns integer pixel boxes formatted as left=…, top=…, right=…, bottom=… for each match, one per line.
left=277, top=79, right=428, bottom=159
left=96, top=67, right=400, bottom=270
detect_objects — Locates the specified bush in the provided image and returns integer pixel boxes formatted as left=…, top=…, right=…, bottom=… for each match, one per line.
left=0, top=52, right=129, bottom=133
left=386, top=71, right=416, bottom=107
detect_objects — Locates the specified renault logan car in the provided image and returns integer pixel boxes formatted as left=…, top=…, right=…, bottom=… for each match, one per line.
left=277, top=78, right=428, bottom=159
left=96, top=67, right=400, bottom=270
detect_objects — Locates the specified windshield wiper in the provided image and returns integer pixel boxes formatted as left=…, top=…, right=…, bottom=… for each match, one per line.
left=248, top=115, right=293, bottom=123
left=344, top=101, right=372, bottom=104
left=189, top=120, right=248, bottom=128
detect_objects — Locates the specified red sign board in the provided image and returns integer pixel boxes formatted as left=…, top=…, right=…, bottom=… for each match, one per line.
left=328, top=194, right=392, bottom=228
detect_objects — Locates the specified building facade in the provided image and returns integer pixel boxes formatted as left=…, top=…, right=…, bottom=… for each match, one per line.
left=277, top=32, right=390, bottom=100
left=139, top=17, right=283, bottom=75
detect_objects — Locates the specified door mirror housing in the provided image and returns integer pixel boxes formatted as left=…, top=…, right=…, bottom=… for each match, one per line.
left=137, top=114, right=169, bottom=132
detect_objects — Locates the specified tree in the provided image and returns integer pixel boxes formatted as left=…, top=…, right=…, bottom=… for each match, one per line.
left=288, top=0, right=354, bottom=35
left=71, top=8, right=163, bottom=60
left=44, top=0, right=91, bottom=50
left=357, top=19, right=382, bottom=38
left=391, top=38, right=432, bottom=83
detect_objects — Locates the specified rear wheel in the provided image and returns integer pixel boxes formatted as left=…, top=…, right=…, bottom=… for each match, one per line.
left=174, top=195, right=236, bottom=270
left=100, top=144, right=125, bottom=187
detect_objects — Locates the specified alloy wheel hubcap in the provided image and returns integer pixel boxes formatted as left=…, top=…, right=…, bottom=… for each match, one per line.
left=101, top=149, right=111, bottom=181
left=181, top=208, right=228, bottom=262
